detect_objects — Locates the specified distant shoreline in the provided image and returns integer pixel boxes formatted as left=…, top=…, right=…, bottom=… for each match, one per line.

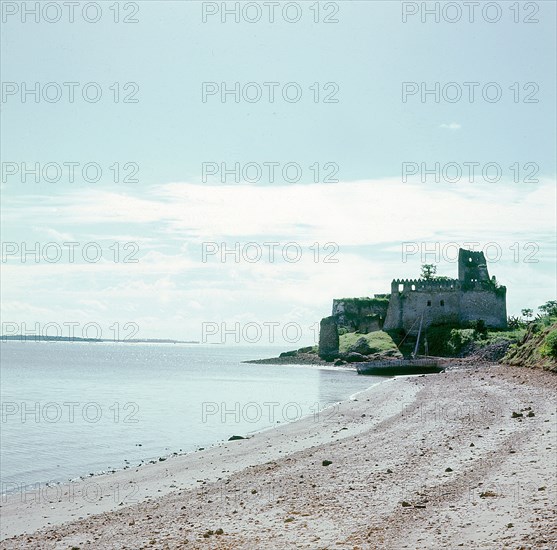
left=0, top=336, right=200, bottom=344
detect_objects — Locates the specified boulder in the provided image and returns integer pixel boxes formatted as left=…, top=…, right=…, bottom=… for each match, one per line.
left=347, top=336, right=375, bottom=355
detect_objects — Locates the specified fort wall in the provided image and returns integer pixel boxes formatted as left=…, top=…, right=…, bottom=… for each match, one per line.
left=383, top=279, right=507, bottom=334
left=323, top=249, right=507, bottom=342
left=332, top=297, right=390, bottom=332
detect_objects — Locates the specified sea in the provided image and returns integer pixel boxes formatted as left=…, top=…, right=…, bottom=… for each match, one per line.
left=0, top=341, right=386, bottom=491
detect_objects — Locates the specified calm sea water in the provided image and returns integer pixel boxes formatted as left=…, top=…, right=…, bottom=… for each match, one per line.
left=0, top=342, right=383, bottom=490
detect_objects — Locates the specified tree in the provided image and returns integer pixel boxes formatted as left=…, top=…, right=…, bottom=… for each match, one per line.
left=420, top=264, right=437, bottom=280
left=539, top=300, right=557, bottom=318
left=521, top=308, right=533, bottom=321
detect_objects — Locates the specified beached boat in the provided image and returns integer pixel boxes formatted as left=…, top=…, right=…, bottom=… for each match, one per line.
left=355, top=357, right=443, bottom=376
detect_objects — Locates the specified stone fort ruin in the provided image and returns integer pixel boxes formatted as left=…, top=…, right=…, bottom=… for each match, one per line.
left=318, top=249, right=507, bottom=358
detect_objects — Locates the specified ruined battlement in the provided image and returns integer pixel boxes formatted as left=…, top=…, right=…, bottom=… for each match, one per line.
left=390, top=277, right=506, bottom=294
left=318, top=247, right=508, bottom=357
left=391, top=278, right=459, bottom=292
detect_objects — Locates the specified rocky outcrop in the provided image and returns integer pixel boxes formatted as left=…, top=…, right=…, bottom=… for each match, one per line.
left=339, top=348, right=403, bottom=362
left=464, top=340, right=513, bottom=362
left=318, top=316, right=339, bottom=360
left=347, top=336, right=375, bottom=355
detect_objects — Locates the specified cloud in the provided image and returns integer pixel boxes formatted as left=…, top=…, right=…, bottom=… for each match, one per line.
left=2, top=178, right=555, bottom=337
left=439, top=122, right=462, bottom=130
left=3, top=178, right=556, bottom=250
left=32, top=227, right=75, bottom=242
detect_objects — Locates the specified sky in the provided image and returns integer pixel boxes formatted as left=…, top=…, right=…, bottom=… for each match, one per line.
left=1, top=0, right=556, bottom=346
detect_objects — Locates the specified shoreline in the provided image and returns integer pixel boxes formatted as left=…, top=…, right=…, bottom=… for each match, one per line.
left=1, top=364, right=556, bottom=549
left=0, top=374, right=413, bottom=542
left=0, top=361, right=366, bottom=498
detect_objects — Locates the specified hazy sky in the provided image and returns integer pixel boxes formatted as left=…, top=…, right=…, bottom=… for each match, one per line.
left=1, top=1, right=556, bottom=345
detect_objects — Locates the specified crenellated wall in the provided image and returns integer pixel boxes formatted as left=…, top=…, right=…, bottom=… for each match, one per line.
left=390, top=278, right=459, bottom=292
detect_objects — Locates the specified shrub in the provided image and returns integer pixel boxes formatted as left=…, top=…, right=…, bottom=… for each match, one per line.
left=507, top=316, right=525, bottom=329
left=448, top=328, right=475, bottom=354
left=541, top=330, right=557, bottom=359
left=471, top=319, right=488, bottom=339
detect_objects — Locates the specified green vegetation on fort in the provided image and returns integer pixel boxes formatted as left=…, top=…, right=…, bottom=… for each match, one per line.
left=334, top=297, right=391, bottom=334
left=336, top=297, right=390, bottom=307
left=488, top=278, right=507, bottom=298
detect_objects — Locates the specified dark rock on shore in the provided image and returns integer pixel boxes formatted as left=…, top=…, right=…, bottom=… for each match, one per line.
left=244, top=352, right=345, bottom=367
left=342, top=352, right=368, bottom=363
left=464, top=340, right=512, bottom=362
left=244, top=346, right=404, bottom=367
left=279, top=350, right=297, bottom=358
left=347, top=336, right=375, bottom=355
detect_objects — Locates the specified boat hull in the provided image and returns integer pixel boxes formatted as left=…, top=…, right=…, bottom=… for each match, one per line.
left=356, top=359, right=443, bottom=376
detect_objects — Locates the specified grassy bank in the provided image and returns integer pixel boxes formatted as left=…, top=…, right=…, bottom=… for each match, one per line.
left=338, top=330, right=399, bottom=354
left=503, top=318, right=557, bottom=372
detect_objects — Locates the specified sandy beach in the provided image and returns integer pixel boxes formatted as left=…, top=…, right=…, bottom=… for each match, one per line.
left=1, top=364, right=556, bottom=550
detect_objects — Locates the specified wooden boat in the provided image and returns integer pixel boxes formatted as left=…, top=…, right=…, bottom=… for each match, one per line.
left=356, top=358, right=443, bottom=376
